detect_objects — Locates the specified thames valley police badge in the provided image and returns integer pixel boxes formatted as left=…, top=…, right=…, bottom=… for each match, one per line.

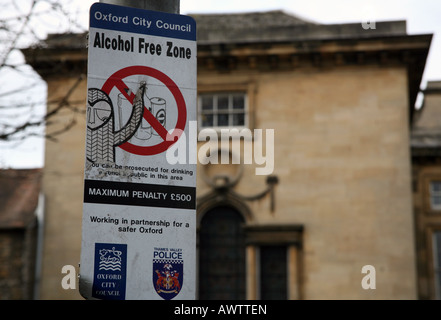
left=152, top=247, right=183, bottom=300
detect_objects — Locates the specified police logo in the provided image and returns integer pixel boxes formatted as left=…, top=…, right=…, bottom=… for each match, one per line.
left=152, top=248, right=183, bottom=300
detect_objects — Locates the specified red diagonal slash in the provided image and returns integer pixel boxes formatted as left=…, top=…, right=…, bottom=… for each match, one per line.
left=115, top=79, right=169, bottom=140
left=101, top=65, right=187, bottom=156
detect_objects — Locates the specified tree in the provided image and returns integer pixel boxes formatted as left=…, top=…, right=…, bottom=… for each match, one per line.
left=0, top=0, right=89, bottom=143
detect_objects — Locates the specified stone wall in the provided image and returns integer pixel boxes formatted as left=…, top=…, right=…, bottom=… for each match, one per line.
left=38, top=58, right=417, bottom=299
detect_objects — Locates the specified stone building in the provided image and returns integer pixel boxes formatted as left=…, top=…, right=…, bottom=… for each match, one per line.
left=21, top=10, right=432, bottom=299
left=0, top=169, right=43, bottom=299
left=411, top=80, right=441, bottom=299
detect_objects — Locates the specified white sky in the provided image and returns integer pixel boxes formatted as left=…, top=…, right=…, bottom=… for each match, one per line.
left=0, top=0, right=440, bottom=168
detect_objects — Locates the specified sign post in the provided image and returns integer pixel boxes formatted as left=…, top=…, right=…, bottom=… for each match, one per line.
left=79, top=2, right=197, bottom=300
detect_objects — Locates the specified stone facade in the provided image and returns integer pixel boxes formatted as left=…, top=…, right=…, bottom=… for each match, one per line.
left=411, top=81, right=441, bottom=299
left=197, top=65, right=415, bottom=299
left=22, top=11, right=432, bottom=299
left=0, top=169, right=41, bottom=299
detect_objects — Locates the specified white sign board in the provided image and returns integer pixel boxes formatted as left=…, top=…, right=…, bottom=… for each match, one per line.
left=79, top=2, right=197, bottom=300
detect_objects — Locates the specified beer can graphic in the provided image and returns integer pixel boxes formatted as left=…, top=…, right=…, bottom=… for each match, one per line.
left=135, top=93, right=153, bottom=140
left=151, top=97, right=166, bottom=136
left=117, top=92, right=152, bottom=141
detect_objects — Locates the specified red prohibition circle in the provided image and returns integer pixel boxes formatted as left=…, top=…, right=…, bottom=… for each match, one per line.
left=101, top=65, right=186, bottom=156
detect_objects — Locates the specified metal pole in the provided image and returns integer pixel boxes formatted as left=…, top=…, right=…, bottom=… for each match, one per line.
left=99, top=0, right=180, bottom=14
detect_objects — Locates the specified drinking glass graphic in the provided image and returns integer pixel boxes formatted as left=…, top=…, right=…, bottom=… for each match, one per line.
left=150, top=97, right=166, bottom=136
left=117, top=92, right=152, bottom=140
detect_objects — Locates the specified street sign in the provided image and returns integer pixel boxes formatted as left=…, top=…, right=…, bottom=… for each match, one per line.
left=79, top=2, right=197, bottom=300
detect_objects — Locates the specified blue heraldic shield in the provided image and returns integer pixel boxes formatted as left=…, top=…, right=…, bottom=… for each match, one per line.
left=153, top=258, right=183, bottom=300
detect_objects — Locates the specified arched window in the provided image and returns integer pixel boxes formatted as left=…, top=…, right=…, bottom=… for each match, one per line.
left=198, top=206, right=246, bottom=300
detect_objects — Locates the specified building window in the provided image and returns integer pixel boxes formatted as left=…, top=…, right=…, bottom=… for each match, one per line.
left=198, top=92, right=247, bottom=129
left=198, top=206, right=246, bottom=299
left=433, top=231, right=441, bottom=299
left=245, top=225, right=303, bottom=300
left=259, top=245, right=288, bottom=300
left=430, top=181, right=441, bottom=210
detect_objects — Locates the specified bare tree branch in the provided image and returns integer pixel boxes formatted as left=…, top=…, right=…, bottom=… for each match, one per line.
left=0, top=0, right=37, bottom=69
left=0, top=0, right=89, bottom=144
left=0, top=73, right=85, bottom=141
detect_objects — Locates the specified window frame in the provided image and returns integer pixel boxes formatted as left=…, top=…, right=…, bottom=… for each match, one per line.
left=245, top=225, right=303, bottom=300
left=430, top=181, right=441, bottom=211
left=196, top=82, right=256, bottom=133
left=258, top=244, right=289, bottom=300
left=198, top=91, right=249, bottom=130
left=197, top=205, right=246, bottom=300
left=422, top=174, right=441, bottom=215
left=416, top=170, right=441, bottom=299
